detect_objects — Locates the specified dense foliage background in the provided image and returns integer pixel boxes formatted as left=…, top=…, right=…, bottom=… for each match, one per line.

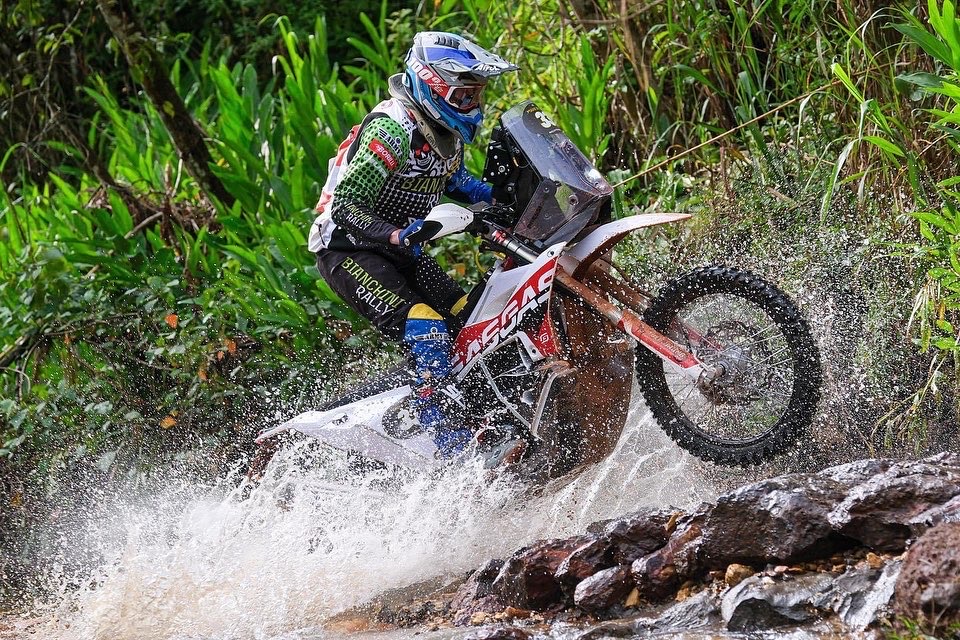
left=5, top=0, right=960, bottom=603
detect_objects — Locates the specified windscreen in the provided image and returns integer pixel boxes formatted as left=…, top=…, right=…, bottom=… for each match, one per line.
left=499, top=102, right=613, bottom=242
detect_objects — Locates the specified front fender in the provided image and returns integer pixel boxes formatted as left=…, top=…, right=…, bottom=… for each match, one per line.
left=560, top=213, right=690, bottom=278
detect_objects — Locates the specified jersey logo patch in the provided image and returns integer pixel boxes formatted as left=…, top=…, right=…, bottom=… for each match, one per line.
left=369, top=139, right=399, bottom=170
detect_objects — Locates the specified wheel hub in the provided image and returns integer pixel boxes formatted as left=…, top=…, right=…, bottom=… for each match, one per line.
left=694, top=320, right=770, bottom=405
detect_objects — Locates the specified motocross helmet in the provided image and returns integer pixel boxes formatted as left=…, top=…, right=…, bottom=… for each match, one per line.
left=404, top=32, right=518, bottom=143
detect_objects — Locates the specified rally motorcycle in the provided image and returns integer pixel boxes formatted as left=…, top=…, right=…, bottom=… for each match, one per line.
left=250, top=101, right=821, bottom=483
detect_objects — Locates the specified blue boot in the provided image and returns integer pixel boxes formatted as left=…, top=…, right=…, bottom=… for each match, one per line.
left=404, top=304, right=472, bottom=458
left=420, top=399, right=471, bottom=457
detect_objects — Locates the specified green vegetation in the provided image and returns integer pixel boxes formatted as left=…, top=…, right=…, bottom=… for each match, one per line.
left=4, top=0, right=960, bottom=601
left=885, top=616, right=960, bottom=639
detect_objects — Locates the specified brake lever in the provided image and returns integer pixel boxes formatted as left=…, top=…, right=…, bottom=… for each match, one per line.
left=470, top=203, right=515, bottom=230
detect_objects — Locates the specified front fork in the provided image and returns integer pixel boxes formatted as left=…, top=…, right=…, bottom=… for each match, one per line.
left=553, top=269, right=709, bottom=380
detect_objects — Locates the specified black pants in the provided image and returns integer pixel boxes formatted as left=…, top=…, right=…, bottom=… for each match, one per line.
left=315, top=248, right=465, bottom=342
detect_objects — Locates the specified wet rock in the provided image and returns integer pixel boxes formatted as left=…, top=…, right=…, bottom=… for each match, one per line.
left=451, top=454, right=960, bottom=632
left=556, top=537, right=611, bottom=585
left=828, top=459, right=960, bottom=551
left=359, top=574, right=463, bottom=628
left=721, top=572, right=835, bottom=631
left=574, top=590, right=722, bottom=639
left=452, top=559, right=507, bottom=623
left=539, top=558, right=902, bottom=637
left=585, top=517, right=615, bottom=536
left=453, top=559, right=505, bottom=607
left=865, top=552, right=884, bottom=569
left=574, top=565, right=633, bottom=612
left=376, top=598, right=447, bottom=627
left=720, top=559, right=902, bottom=633
left=823, top=561, right=901, bottom=630
left=496, top=606, right=533, bottom=620
left=631, top=509, right=708, bottom=600
left=600, top=508, right=674, bottom=565
left=817, top=458, right=894, bottom=484
left=629, top=455, right=960, bottom=606
left=492, top=536, right=590, bottom=610
left=637, top=588, right=722, bottom=632
left=572, top=619, right=636, bottom=639
left=453, top=596, right=505, bottom=625
left=799, top=560, right=901, bottom=630
left=556, top=509, right=673, bottom=588
left=922, top=450, right=960, bottom=467
left=909, top=493, right=960, bottom=533
left=463, top=626, right=531, bottom=640
left=893, top=522, right=960, bottom=633
left=700, top=473, right=847, bottom=567
left=470, top=612, right=495, bottom=625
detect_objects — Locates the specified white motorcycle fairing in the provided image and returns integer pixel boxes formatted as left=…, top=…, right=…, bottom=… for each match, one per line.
left=451, top=243, right=565, bottom=375
left=255, top=385, right=445, bottom=471
left=561, top=213, right=691, bottom=277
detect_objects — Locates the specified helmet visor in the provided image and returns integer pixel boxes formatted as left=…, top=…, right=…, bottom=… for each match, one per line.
left=444, top=83, right=485, bottom=112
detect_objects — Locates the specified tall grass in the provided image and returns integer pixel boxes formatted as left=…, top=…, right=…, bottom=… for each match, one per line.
left=880, top=0, right=960, bottom=443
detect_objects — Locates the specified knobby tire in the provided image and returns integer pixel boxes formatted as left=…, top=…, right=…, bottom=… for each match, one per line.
left=635, top=265, right=822, bottom=466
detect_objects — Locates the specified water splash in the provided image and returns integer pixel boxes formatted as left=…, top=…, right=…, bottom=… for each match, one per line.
left=31, top=394, right=715, bottom=640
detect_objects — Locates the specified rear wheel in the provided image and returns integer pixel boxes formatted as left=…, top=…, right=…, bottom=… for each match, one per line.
left=635, top=266, right=821, bottom=465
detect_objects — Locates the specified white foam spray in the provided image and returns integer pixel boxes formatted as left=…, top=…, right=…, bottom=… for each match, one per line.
left=31, top=392, right=715, bottom=640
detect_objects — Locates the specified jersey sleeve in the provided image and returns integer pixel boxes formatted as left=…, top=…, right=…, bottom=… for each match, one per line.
left=329, top=117, right=411, bottom=244
left=445, top=159, right=493, bottom=205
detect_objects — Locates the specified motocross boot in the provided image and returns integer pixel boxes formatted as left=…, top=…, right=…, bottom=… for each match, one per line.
left=403, top=304, right=472, bottom=458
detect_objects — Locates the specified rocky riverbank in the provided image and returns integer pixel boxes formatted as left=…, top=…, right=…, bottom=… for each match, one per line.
left=332, top=453, right=960, bottom=639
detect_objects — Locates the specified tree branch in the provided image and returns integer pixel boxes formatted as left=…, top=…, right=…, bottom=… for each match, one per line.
left=96, top=0, right=235, bottom=210
left=0, top=333, right=38, bottom=371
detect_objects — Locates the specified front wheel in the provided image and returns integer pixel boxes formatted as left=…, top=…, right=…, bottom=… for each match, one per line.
left=635, top=265, right=821, bottom=465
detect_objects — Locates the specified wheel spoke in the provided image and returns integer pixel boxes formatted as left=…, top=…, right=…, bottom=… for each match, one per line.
left=659, top=292, right=798, bottom=440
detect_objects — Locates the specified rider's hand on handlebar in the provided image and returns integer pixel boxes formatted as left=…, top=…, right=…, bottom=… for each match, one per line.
left=395, top=220, right=425, bottom=257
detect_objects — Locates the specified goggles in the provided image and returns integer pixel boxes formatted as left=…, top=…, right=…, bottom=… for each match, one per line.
left=442, top=83, right=485, bottom=112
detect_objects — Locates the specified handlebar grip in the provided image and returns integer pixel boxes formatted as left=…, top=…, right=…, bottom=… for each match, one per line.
left=402, top=220, right=443, bottom=246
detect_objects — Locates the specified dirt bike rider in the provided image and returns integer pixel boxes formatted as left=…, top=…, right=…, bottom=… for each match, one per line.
left=308, top=32, right=517, bottom=459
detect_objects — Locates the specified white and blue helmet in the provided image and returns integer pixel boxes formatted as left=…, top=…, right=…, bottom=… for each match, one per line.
left=404, top=32, right=517, bottom=143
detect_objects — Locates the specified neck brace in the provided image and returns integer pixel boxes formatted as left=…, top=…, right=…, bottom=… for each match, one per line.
left=388, top=74, right=459, bottom=159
